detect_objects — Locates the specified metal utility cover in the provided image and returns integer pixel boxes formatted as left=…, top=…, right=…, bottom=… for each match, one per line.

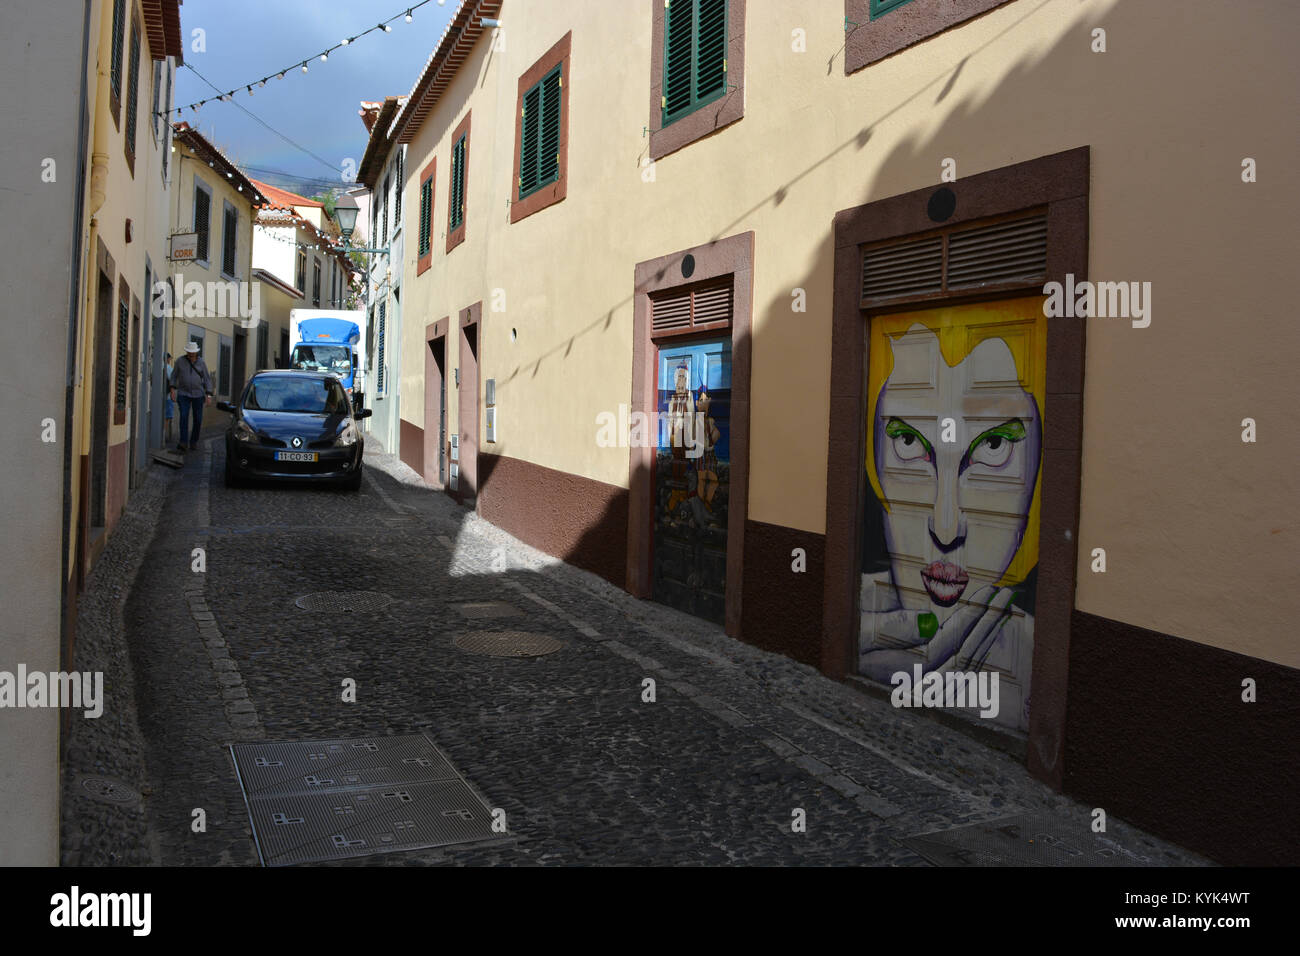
left=454, top=630, right=565, bottom=657
left=294, top=591, right=393, bottom=613
left=452, top=601, right=523, bottom=619
left=903, top=813, right=1146, bottom=867
left=231, top=735, right=504, bottom=866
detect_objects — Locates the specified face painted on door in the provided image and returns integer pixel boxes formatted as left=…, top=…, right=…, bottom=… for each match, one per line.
left=872, top=326, right=1041, bottom=624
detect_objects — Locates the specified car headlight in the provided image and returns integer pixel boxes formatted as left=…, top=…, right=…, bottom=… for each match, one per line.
left=334, top=422, right=358, bottom=447
left=232, top=420, right=256, bottom=443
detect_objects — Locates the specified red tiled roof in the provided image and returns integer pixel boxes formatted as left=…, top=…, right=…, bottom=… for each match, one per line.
left=248, top=178, right=323, bottom=212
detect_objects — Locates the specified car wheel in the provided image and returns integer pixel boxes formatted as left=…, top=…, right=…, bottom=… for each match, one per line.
left=342, top=468, right=363, bottom=492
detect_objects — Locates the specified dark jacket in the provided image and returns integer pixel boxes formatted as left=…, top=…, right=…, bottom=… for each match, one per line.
left=170, top=354, right=213, bottom=398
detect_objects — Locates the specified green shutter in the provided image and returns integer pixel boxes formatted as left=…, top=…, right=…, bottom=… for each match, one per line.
left=870, top=0, right=916, bottom=19
left=663, top=0, right=728, bottom=127
left=538, top=66, right=562, bottom=188
left=194, top=187, right=210, bottom=261
left=110, top=0, right=125, bottom=98
left=695, top=0, right=726, bottom=102
left=418, top=177, right=432, bottom=256
left=663, top=0, right=695, bottom=123
left=450, top=135, right=466, bottom=231
left=519, top=83, right=541, bottom=198
left=125, top=22, right=141, bottom=154
left=520, top=64, right=562, bottom=201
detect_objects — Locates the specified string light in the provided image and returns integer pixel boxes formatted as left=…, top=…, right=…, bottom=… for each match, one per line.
left=162, top=0, right=443, bottom=115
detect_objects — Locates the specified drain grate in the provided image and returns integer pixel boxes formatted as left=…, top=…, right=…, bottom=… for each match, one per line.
left=903, top=813, right=1146, bottom=867
left=78, top=775, right=141, bottom=806
left=452, top=601, right=523, bottom=620
left=231, top=735, right=505, bottom=866
left=454, top=630, right=565, bottom=657
left=295, top=591, right=392, bottom=613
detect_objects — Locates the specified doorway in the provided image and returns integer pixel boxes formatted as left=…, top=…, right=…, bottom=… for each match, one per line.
left=89, top=273, right=114, bottom=530
left=651, top=337, right=732, bottom=624
left=456, top=305, right=480, bottom=503
left=232, top=329, right=248, bottom=400
left=128, top=305, right=140, bottom=489
left=858, top=297, right=1046, bottom=731
left=424, top=320, right=448, bottom=487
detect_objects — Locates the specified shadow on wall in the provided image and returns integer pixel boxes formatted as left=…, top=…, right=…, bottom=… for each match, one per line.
left=461, top=0, right=1289, bottom=866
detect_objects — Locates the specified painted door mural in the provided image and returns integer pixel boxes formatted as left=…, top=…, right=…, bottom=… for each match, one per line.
left=859, top=296, right=1046, bottom=731
left=653, top=338, right=731, bottom=623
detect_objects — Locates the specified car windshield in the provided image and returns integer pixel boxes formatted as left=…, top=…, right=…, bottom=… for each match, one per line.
left=244, top=378, right=348, bottom=414
left=291, top=345, right=351, bottom=376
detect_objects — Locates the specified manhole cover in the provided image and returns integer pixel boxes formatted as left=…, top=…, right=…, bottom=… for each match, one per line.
left=903, top=813, right=1146, bottom=867
left=295, top=591, right=392, bottom=613
left=453, top=631, right=565, bottom=657
left=79, top=775, right=141, bottom=806
left=452, top=601, right=523, bottom=619
left=230, top=735, right=506, bottom=866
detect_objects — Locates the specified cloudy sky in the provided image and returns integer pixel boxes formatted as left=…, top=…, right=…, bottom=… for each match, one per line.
left=173, top=0, right=458, bottom=198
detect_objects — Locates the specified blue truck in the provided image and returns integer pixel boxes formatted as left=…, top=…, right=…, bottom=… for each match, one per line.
left=288, top=310, right=367, bottom=408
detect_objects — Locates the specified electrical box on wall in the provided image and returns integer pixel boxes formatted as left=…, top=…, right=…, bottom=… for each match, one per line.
left=485, top=378, right=496, bottom=406
left=450, top=434, right=459, bottom=462
left=485, top=407, right=496, bottom=443
left=485, top=378, right=496, bottom=442
left=449, top=461, right=459, bottom=491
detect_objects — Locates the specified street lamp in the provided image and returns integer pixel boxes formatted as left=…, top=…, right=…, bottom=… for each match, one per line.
left=334, top=191, right=359, bottom=240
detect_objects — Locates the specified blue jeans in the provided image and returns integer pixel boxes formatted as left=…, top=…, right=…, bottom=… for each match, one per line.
left=178, top=394, right=204, bottom=446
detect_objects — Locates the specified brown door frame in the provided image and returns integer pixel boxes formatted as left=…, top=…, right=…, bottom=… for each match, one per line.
left=424, top=317, right=449, bottom=487
left=456, top=301, right=482, bottom=503
left=628, top=231, right=754, bottom=638
left=823, top=147, right=1089, bottom=787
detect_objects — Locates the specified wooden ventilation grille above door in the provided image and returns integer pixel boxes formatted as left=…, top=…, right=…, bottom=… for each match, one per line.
left=862, top=212, right=1048, bottom=305
left=947, top=214, right=1047, bottom=289
left=651, top=279, right=733, bottom=337
left=862, top=236, right=943, bottom=300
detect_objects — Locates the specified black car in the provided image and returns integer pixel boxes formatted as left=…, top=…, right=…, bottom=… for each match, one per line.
left=217, top=370, right=371, bottom=490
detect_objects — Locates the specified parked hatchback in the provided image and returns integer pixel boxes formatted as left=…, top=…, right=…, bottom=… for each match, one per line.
left=217, top=370, right=370, bottom=490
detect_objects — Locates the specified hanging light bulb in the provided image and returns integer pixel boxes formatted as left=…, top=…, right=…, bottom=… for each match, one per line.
left=405, top=10, right=413, bottom=22
left=341, top=37, right=350, bottom=45
left=320, top=52, right=328, bottom=63
left=258, top=79, right=266, bottom=87
left=301, top=62, right=309, bottom=73
left=277, top=71, right=286, bottom=80
left=247, top=85, right=254, bottom=95
left=381, top=22, right=391, bottom=32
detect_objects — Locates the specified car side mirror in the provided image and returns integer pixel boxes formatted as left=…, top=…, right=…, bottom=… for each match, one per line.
left=216, top=401, right=235, bottom=413
left=353, top=408, right=372, bottom=419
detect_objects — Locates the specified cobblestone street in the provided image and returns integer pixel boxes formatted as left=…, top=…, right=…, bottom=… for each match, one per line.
left=60, top=433, right=1209, bottom=867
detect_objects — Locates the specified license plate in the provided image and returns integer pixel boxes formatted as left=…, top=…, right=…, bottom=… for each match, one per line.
left=275, top=451, right=318, bottom=462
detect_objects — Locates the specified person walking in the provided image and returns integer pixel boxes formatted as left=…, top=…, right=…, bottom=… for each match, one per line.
left=163, top=352, right=175, bottom=444
left=169, top=342, right=213, bottom=452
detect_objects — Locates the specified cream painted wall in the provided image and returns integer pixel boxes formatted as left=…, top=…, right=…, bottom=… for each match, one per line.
left=397, top=0, right=1298, bottom=665
left=80, top=0, right=174, bottom=458
left=167, top=140, right=257, bottom=390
